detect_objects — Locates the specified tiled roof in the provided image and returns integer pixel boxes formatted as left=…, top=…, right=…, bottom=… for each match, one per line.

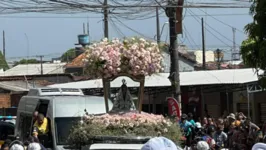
left=65, top=53, right=86, bottom=68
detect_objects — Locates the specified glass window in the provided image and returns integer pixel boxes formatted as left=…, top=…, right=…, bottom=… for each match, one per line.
left=55, top=117, right=80, bottom=145
left=19, top=114, right=32, bottom=140
left=0, top=123, right=14, bottom=140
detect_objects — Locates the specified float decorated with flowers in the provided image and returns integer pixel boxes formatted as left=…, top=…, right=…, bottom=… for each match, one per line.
left=68, top=37, right=181, bottom=147
left=83, top=37, right=164, bottom=78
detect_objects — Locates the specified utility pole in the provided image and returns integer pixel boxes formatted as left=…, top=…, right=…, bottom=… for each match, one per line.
left=166, top=0, right=181, bottom=110
left=2, top=31, right=5, bottom=62
left=156, top=7, right=160, bottom=44
left=83, top=23, right=86, bottom=34
left=201, top=18, right=206, bottom=70
left=104, top=0, right=109, bottom=38
left=232, top=27, right=236, bottom=61
left=87, top=20, right=90, bottom=37
left=36, top=55, right=44, bottom=75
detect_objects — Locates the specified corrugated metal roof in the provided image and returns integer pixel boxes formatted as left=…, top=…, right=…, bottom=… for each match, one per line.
left=48, top=68, right=261, bottom=89
left=0, top=82, right=28, bottom=92
left=0, top=63, right=66, bottom=76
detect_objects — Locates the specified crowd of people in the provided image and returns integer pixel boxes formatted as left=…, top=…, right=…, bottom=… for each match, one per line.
left=1, top=110, right=266, bottom=150
left=179, top=112, right=263, bottom=150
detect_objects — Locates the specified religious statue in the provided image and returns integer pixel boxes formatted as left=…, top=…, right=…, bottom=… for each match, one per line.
left=110, top=79, right=136, bottom=112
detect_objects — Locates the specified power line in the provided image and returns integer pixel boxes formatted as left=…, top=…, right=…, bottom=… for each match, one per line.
left=187, top=9, right=234, bottom=48
left=0, top=13, right=249, bottom=19
left=195, top=8, right=246, bottom=34
left=111, top=15, right=153, bottom=40
left=183, top=26, right=200, bottom=50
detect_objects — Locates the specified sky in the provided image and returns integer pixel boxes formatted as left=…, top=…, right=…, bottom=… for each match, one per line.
left=0, top=3, right=252, bottom=62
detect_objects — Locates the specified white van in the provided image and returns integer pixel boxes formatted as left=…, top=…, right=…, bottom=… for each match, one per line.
left=15, top=88, right=113, bottom=150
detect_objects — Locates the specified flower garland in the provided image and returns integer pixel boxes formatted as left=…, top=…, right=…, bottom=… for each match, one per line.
left=68, top=112, right=181, bottom=146
left=84, top=37, right=164, bottom=78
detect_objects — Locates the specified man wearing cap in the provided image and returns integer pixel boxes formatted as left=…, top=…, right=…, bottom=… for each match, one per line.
left=227, top=113, right=241, bottom=128
left=141, top=137, right=182, bottom=150
left=197, top=141, right=210, bottom=150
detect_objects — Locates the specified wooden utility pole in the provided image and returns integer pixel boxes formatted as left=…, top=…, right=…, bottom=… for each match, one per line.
left=36, top=55, right=44, bottom=75
left=104, top=0, right=109, bottom=38
left=232, top=27, right=237, bottom=60
left=156, top=7, right=160, bottom=44
left=166, top=0, right=181, bottom=109
left=201, top=18, right=206, bottom=70
left=2, top=31, right=5, bottom=61
left=83, top=23, right=86, bottom=34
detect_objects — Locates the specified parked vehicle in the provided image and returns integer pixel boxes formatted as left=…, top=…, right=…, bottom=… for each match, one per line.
left=15, top=88, right=113, bottom=150
left=0, top=120, right=15, bottom=146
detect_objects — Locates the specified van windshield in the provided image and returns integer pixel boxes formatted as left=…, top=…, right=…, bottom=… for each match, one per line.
left=55, top=117, right=80, bottom=145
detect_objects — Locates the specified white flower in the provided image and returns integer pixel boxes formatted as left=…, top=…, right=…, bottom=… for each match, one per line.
left=139, top=38, right=145, bottom=43
left=102, top=38, right=108, bottom=42
left=163, top=128, right=168, bottom=133
left=129, top=123, right=134, bottom=128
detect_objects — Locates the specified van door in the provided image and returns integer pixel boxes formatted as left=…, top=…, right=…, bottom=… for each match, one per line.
left=30, top=99, right=49, bottom=134
left=18, top=113, right=32, bottom=141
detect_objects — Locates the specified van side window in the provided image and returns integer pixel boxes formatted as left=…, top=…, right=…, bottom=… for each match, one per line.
left=19, top=113, right=32, bottom=140
left=38, top=103, right=48, bottom=116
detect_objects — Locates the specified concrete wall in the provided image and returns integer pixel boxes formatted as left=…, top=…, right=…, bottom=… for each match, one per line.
left=194, top=50, right=215, bottom=63
left=162, top=52, right=194, bottom=73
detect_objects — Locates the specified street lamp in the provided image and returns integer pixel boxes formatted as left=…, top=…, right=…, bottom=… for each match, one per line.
left=160, top=22, right=169, bottom=39
left=154, top=22, right=169, bottom=43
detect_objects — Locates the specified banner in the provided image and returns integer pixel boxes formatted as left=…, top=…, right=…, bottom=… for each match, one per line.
left=167, top=97, right=181, bottom=118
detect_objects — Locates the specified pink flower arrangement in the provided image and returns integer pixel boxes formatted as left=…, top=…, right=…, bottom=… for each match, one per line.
left=84, top=37, right=163, bottom=78
left=83, top=111, right=172, bottom=133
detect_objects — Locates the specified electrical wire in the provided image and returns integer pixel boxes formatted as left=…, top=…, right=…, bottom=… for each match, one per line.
left=183, top=25, right=201, bottom=50
left=111, top=14, right=154, bottom=40
left=187, top=9, right=234, bottom=48
left=109, top=17, right=125, bottom=38
left=195, top=7, right=246, bottom=34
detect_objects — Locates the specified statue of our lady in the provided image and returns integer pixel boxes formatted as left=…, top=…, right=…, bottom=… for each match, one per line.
left=110, top=79, right=136, bottom=112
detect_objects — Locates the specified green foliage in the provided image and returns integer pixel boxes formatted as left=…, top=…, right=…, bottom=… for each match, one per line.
left=61, top=48, right=76, bottom=62
left=14, top=59, right=38, bottom=66
left=0, top=51, right=9, bottom=70
left=241, top=0, right=266, bottom=71
left=68, top=115, right=182, bottom=147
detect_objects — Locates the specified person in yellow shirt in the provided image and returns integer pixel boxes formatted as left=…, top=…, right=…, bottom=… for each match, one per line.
left=33, top=113, right=49, bottom=135
left=33, top=113, right=50, bottom=147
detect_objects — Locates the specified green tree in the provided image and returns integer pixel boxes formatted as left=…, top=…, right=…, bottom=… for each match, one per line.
left=0, top=51, right=9, bottom=70
left=241, top=0, right=266, bottom=71
left=61, top=48, right=76, bottom=62
left=14, top=59, right=39, bottom=66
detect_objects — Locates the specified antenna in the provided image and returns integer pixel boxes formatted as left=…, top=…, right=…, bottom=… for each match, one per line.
left=87, top=19, right=90, bottom=37
left=83, top=23, right=86, bottom=34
